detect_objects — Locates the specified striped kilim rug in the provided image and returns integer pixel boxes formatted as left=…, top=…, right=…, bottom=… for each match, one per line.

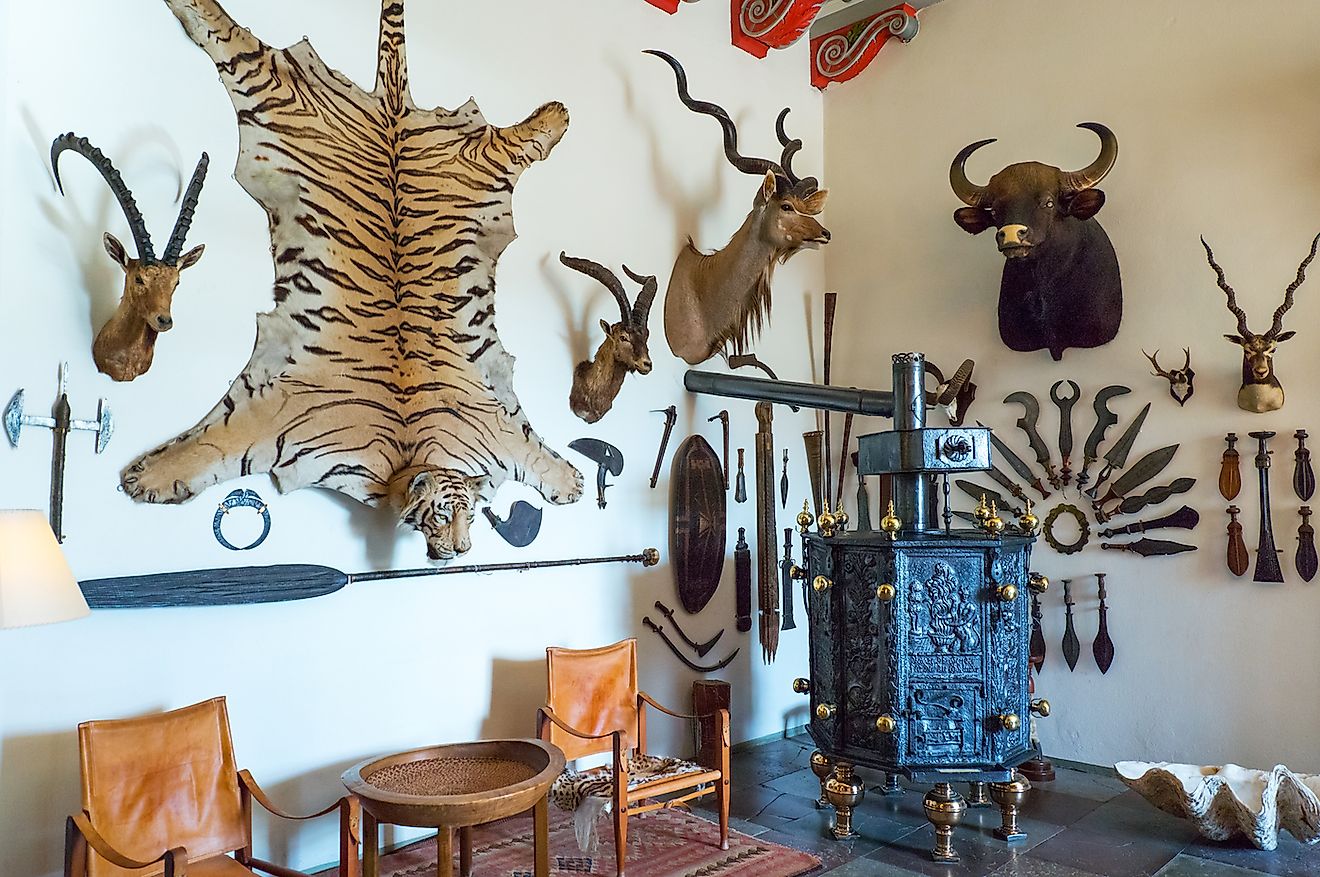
left=371, top=807, right=820, bottom=877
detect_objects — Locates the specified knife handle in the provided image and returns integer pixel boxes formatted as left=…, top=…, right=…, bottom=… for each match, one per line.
left=1220, top=433, right=1241, bottom=501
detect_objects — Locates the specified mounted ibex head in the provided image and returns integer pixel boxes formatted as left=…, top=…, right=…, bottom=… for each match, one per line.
left=560, top=252, right=657, bottom=423
left=52, top=133, right=208, bottom=382
left=646, top=50, right=829, bottom=365
left=1202, top=233, right=1320, bottom=413
left=1143, top=348, right=1194, bottom=407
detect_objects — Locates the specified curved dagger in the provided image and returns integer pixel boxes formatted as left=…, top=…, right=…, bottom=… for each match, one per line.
left=978, top=421, right=1051, bottom=499
left=654, top=600, right=724, bottom=657
left=1050, top=380, right=1080, bottom=487
left=1099, top=505, right=1198, bottom=537
left=1076, top=385, right=1131, bottom=489
left=1004, top=391, right=1059, bottom=488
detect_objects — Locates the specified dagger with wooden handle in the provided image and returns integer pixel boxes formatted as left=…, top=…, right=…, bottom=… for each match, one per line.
left=1226, top=506, right=1249, bottom=576
left=1220, top=432, right=1241, bottom=500
left=1004, top=391, right=1060, bottom=489
left=1098, top=505, right=1198, bottom=537
left=1100, top=538, right=1196, bottom=557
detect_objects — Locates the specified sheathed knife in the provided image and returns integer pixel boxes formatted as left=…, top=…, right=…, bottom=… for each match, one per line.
left=1092, top=443, right=1179, bottom=509
left=1076, top=385, right=1131, bottom=489
left=1085, top=402, right=1152, bottom=499
left=1004, top=391, right=1060, bottom=489
left=955, top=479, right=1022, bottom=516
left=978, top=421, right=1051, bottom=499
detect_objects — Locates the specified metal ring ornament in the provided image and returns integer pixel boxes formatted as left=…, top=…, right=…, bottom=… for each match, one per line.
left=1042, top=503, right=1090, bottom=555
left=213, top=488, right=271, bottom=551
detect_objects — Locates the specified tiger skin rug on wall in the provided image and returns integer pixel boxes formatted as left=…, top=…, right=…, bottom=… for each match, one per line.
left=122, top=0, right=583, bottom=559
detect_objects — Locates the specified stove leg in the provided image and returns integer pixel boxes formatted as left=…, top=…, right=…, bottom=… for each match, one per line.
left=989, top=772, right=1032, bottom=842
left=824, top=762, right=866, bottom=839
left=809, top=750, right=833, bottom=809
left=923, top=782, right=967, bottom=863
left=878, top=772, right=904, bottom=796
left=966, top=781, right=991, bottom=807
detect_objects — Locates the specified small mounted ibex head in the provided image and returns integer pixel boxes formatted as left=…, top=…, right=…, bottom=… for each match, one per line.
left=52, top=133, right=209, bottom=381
left=1202, top=233, right=1320, bottom=413
left=560, top=252, right=658, bottom=423
left=1143, top=348, right=1194, bottom=407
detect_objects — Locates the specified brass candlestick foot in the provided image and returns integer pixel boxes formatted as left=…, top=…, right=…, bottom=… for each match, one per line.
left=878, top=772, right=904, bottom=796
left=923, top=782, right=967, bottom=862
left=809, top=750, right=833, bottom=809
left=824, top=762, right=866, bottom=839
left=966, top=781, right=991, bottom=807
left=989, top=772, right=1032, bottom=842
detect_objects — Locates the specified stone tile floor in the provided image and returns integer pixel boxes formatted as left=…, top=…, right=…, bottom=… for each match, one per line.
left=690, top=732, right=1319, bottom=877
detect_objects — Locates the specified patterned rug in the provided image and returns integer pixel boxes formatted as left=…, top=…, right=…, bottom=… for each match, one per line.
left=364, top=807, right=820, bottom=877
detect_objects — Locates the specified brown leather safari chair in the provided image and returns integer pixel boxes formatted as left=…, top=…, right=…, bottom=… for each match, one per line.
left=536, top=638, right=730, bottom=877
left=65, top=697, right=359, bottom=877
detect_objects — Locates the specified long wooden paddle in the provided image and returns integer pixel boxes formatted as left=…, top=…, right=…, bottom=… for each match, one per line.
left=80, top=549, right=659, bottom=609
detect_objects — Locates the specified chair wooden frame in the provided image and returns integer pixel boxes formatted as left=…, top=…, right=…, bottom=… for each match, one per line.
left=537, top=642, right=730, bottom=877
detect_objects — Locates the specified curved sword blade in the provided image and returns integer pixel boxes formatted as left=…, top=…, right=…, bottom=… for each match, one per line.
left=1004, top=392, right=1058, bottom=488
left=978, top=421, right=1051, bottom=499
left=1078, top=385, right=1131, bottom=487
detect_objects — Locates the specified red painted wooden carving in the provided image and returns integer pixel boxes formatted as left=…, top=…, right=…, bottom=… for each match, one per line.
left=647, top=0, right=681, bottom=12
left=731, top=0, right=828, bottom=58
left=810, top=3, right=919, bottom=89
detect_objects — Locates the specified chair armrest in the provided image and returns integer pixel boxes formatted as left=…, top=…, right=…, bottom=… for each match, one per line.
left=537, top=707, right=621, bottom=742
left=238, top=770, right=349, bottom=821
left=638, top=691, right=703, bottom=720
left=66, top=812, right=188, bottom=876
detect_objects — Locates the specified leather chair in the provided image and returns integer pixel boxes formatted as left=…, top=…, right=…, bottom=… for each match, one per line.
left=65, top=697, right=360, bottom=877
left=537, top=639, right=729, bottom=877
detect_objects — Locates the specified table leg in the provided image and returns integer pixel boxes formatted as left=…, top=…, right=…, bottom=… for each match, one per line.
left=459, top=826, right=473, bottom=877
left=362, top=812, right=379, bottom=877
left=534, top=797, right=549, bottom=877
left=436, top=825, right=454, bottom=877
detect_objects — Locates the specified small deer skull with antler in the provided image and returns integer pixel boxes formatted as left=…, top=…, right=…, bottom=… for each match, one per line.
left=1202, top=233, right=1320, bottom=413
left=52, top=133, right=208, bottom=382
left=1143, top=348, right=1194, bottom=407
left=561, top=252, right=657, bottom=424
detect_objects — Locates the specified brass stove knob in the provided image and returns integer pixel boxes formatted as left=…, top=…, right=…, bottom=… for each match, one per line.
left=876, top=583, right=897, bottom=602
left=816, top=703, right=836, bottom=720
left=875, top=714, right=896, bottom=734
left=789, top=564, right=806, bottom=581
left=1028, top=572, right=1049, bottom=594
left=812, top=575, right=833, bottom=593
left=999, top=713, right=1021, bottom=732
left=797, top=500, right=814, bottom=534
left=997, top=583, right=1019, bottom=602
left=1031, top=698, right=1051, bottom=718
left=793, top=678, right=811, bottom=695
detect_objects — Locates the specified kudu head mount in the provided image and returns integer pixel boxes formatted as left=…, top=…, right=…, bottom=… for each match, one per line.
left=1202, top=233, right=1320, bottom=413
left=646, top=50, right=829, bottom=365
left=52, top=133, right=208, bottom=382
left=560, top=252, right=658, bottom=423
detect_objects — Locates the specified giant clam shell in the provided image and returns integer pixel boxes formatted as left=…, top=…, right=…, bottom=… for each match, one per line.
left=1115, top=761, right=1320, bottom=850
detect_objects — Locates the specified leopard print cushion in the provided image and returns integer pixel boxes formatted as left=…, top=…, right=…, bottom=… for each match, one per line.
left=550, top=753, right=707, bottom=814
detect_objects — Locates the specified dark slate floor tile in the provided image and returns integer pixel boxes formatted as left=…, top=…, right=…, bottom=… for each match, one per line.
left=862, top=826, right=1023, bottom=877
left=720, top=781, right=785, bottom=821
left=1027, top=826, right=1186, bottom=877
left=1045, top=767, right=1130, bottom=803
left=774, top=804, right=922, bottom=848
left=1180, top=834, right=1320, bottom=877
left=754, top=825, right=886, bottom=872
left=1154, top=853, right=1274, bottom=876
left=987, top=856, right=1108, bottom=876
left=1071, top=795, right=1201, bottom=845
left=765, top=766, right=830, bottom=800
left=819, top=856, right=923, bottom=876
left=760, top=791, right=824, bottom=821
left=1024, top=788, right=1108, bottom=828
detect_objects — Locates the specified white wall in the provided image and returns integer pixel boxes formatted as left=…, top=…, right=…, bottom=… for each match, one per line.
left=0, top=2, right=826, bottom=874
left=824, top=2, right=1320, bottom=770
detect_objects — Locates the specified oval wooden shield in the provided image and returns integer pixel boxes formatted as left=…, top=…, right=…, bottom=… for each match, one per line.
left=670, top=434, right=727, bottom=614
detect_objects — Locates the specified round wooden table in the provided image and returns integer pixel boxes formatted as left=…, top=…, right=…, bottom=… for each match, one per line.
left=343, top=739, right=565, bottom=877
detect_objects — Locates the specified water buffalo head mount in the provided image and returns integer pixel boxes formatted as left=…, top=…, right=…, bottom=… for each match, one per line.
left=52, top=133, right=208, bottom=382
left=646, top=49, right=829, bottom=365
left=559, top=252, right=657, bottom=424
left=1143, top=348, right=1195, bottom=407
left=950, top=123, right=1120, bottom=361
left=1202, top=233, right=1320, bottom=413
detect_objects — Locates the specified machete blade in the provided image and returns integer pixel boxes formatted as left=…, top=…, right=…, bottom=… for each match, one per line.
left=978, top=421, right=1052, bottom=499
left=1094, top=443, right=1179, bottom=508
left=1077, top=385, right=1131, bottom=488
left=1003, top=391, right=1059, bottom=488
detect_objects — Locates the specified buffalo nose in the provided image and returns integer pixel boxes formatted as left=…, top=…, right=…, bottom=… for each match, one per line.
left=155, top=315, right=174, bottom=331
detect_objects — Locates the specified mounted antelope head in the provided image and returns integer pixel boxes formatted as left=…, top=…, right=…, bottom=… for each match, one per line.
left=1143, top=348, right=1194, bottom=407
left=646, top=50, right=829, bottom=366
left=1202, top=233, right=1320, bottom=413
left=52, top=133, right=208, bottom=382
left=560, top=252, right=657, bottom=424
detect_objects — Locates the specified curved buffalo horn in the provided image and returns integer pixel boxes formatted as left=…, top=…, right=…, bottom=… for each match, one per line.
left=645, top=49, right=782, bottom=180
left=1201, top=236, right=1251, bottom=336
left=949, top=138, right=996, bottom=208
left=622, top=264, right=658, bottom=333
left=1059, top=122, right=1118, bottom=194
left=1269, top=232, right=1320, bottom=338
left=51, top=133, right=157, bottom=262
left=162, top=152, right=210, bottom=264
left=560, top=251, right=631, bottom=326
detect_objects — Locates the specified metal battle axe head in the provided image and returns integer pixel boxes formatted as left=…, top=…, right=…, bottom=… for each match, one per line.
left=569, top=438, right=624, bottom=509
left=481, top=500, right=543, bottom=547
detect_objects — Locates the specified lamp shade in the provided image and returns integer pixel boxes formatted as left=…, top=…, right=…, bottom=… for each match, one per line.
left=0, top=510, right=90, bottom=629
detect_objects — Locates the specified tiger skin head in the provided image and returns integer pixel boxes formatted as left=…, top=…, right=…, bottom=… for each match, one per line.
left=390, top=467, right=490, bottom=561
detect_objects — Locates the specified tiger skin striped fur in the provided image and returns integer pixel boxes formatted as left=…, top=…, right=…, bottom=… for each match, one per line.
left=122, top=0, right=583, bottom=560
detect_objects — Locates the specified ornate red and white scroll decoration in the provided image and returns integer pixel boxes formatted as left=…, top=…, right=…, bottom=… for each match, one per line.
left=810, top=3, right=919, bottom=89
left=646, top=0, right=681, bottom=12
left=731, top=0, right=828, bottom=58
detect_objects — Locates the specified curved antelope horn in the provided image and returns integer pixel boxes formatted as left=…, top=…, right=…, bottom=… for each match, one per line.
left=1143, top=349, right=1171, bottom=379
left=162, top=152, right=210, bottom=264
left=560, top=252, right=631, bottom=326
left=51, top=132, right=156, bottom=262
left=644, top=49, right=782, bottom=179
left=1059, top=122, right=1118, bottom=194
left=775, top=108, right=819, bottom=196
left=949, top=138, right=996, bottom=208
left=1201, top=236, right=1251, bottom=336
left=1269, top=231, right=1320, bottom=337
left=621, top=264, right=658, bottom=333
